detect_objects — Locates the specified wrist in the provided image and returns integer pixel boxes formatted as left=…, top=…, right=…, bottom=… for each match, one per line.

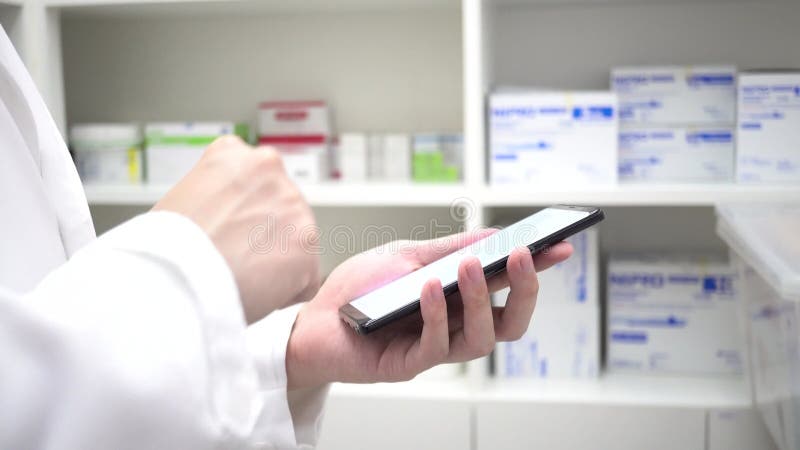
left=286, top=303, right=327, bottom=390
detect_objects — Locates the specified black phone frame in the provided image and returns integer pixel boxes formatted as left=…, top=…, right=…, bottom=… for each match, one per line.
left=339, top=205, right=605, bottom=335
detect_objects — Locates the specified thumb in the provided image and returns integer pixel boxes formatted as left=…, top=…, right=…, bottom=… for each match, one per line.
left=403, top=228, right=498, bottom=265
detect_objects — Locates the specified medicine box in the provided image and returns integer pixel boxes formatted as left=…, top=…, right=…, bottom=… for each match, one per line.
left=489, top=91, right=618, bottom=186
left=412, top=134, right=463, bottom=183
left=612, top=66, right=736, bottom=125
left=618, top=127, right=735, bottom=182
left=279, top=147, right=328, bottom=184
left=338, top=133, right=368, bottom=182
left=607, top=255, right=743, bottom=375
left=257, top=100, right=331, bottom=138
left=494, top=230, right=600, bottom=378
left=367, top=134, right=412, bottom=181
left=145, top=122, right=245, bottom=184
left=381, top=134, right=412, bottom=181
left=70, top=123, right=142, bottom=185
left=737, top=71, right=800, bottom=183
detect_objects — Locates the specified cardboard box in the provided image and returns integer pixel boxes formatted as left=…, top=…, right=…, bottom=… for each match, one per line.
left=258, top=100, right=332, bottom=183
left=412, top=134, right=462, bottom=183
left=607, top=255, right=743, bottom=375
left=737, top=71, right=800, bottom=183
left=257, top=100, right=330, bottom=137
left=280, top=147, right=328, bottom=184
left=145, top=122, right=243, bottom=184
left=494, top=230, right=600, bottom=378
left=495, top=302, right=600, bottom=378
left=618, top=127, right=735, bottom=182
left=381, top=134, right=412, bottom=181
left=489, top=91, right=618, bottom=186
left=612, top=65, right=736, bottom=125
left=338, top=133, right=368, bottom=182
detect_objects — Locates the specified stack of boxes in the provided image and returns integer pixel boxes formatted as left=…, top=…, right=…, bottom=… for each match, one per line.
left=494, top=229, right=600, bottom=379
left=257, top=100, right=331, bottom=184
left=606, top=255, right=743, bottom=375
left=489, top=91, right=618, bottom=186
left=612, top=66, right=737, bottom=183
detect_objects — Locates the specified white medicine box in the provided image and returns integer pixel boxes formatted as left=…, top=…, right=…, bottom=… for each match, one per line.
left=612, top=66, right=736, bottom=125
left=494, top=230, right=600, bottom=379
left=737, top=71, right=800, bottom=183
left=71, top=123, right=142, bottom=185
left=490, top=91, right=618, bottom=186
left=618, top=127, right=735, bottom=183
left=607, top=255, right=743, bottom=375
left=146, top=122, right=242, bottom=185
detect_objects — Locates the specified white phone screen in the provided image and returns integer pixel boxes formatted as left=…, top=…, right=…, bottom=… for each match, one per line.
left=349, top=207, right=592, bottom=320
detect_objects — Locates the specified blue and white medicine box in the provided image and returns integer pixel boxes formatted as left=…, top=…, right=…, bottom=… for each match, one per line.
left=489, top=91, right=618, bottom=186
left=737, top=71, right=800, bottom=183
left=618, top=127, right=735, bottom=182
left=612, top=66, right=736, bottom=125
left=494, top=230, right=599, bottom=379
left=607, top=255, right=743, bottom=375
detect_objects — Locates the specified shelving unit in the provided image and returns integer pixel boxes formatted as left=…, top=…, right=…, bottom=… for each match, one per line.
left=11, top=0, right=795, bottom=448
left=84, top=182, right=800, bottom=207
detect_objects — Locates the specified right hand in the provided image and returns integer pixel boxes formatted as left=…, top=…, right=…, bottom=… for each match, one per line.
left=153, top=135, right=320, bottom=324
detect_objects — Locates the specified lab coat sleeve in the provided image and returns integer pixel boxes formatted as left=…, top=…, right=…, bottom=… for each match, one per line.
left=246, top=306, right=331, bottom=448
left=0, top=211, right=327, bottom=450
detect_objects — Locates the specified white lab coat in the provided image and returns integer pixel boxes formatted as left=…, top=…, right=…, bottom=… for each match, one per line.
left=0, top=26, right=327, bottom=449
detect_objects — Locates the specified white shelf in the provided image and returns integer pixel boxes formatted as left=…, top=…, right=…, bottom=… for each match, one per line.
left=478, top=373, right=749, bottom=409
left=480, top=184, right=800, bottom=207
left=329, top=372, right=750, bottom=410
left=84, top=183, right=800, bottom=208
left=46, top=0, right=458, bottom=16
left=330, top=377, right=472, bottom=401
left=83, top=183, right=470, bottom=207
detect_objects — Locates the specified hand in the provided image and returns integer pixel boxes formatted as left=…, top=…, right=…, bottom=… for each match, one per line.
left=285, top=229, right=572, bottom=388
left=153, top=135, right=320, bottom=324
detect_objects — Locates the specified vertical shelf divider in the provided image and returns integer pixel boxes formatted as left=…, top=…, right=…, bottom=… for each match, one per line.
left=462, top=0, right=491, bottom=389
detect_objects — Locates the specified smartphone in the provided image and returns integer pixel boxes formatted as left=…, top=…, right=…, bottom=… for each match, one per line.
left=339, top=205, right=604, bottom=335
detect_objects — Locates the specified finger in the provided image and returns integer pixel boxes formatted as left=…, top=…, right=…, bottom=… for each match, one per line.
left=448, top=257, right=495, bottom=361
left=406, top=228, right=498, bottom=265
left=494, top=247, right=539, bottom=341
left=532, top=241, right=573, bottom=272
left=405, top=279, right=450, bottom=374
left=485, top=242, right=572, bottom=292
left=486, top=271, right=510, bottom=292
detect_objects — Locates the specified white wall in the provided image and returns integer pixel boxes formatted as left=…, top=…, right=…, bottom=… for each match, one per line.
left=90, top=205, right=463, bottom=275
left=61, top=7, right=462, bottom=133
left=492, top=0, right=800, bottom=89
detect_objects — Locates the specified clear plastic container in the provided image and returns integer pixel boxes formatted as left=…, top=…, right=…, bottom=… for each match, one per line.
left=716, top=204, right=800, bottom=450
left=70, top=123, right=142, bottom=184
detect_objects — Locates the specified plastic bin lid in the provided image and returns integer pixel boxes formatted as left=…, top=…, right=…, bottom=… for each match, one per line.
left=716, top=204, right=800, bottom=300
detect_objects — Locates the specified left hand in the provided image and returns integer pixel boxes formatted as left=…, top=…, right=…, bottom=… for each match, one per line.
left=284, top=229, right=573, bottom=388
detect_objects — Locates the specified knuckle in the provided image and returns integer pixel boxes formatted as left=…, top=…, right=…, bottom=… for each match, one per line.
left=210, top=134, right=244, bottom=150
left=254, top=146, right=283, bottom=170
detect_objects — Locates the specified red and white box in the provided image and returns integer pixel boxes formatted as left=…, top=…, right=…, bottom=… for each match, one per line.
left=257, top=100, right=332, bottom=183
left=258, top=100, right=331, bottom=140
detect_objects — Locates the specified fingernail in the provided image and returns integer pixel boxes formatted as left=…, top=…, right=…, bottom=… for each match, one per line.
left=519, top=248, right=534, bottom=273
left=466, top=259, right=483, bottom=282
